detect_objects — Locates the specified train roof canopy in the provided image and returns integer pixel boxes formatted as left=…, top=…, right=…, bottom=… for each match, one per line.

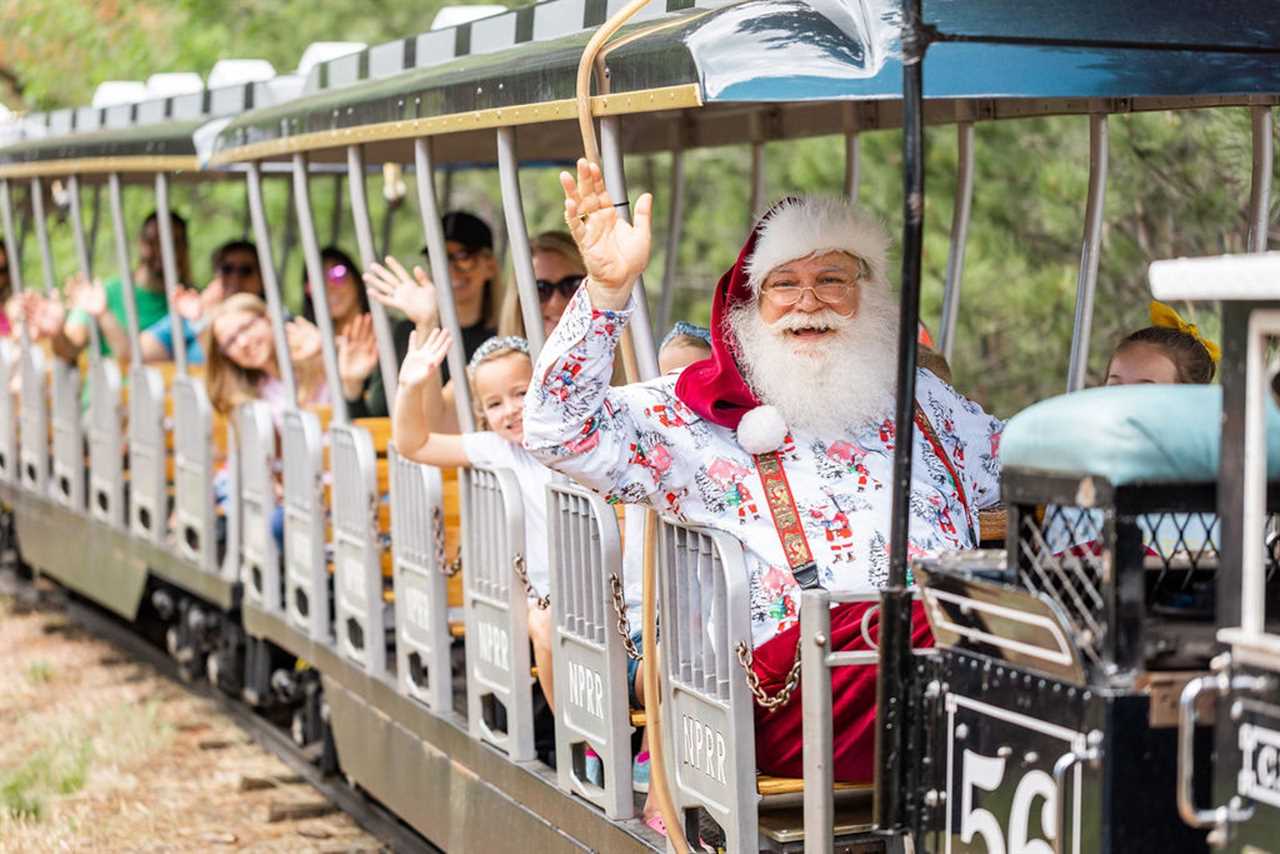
left=205, top=0, right=1280, bottom=167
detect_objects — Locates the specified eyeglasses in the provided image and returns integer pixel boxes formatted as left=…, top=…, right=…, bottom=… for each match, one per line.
left=761, top=281, right=858, bottom=307
left=536, top=274, right=584, bottom=303
left=220, top=262, right=257, bottom=279
left=447, top=248, right=487, bottom=271
left=325, top=264, right=351, bottom=285
left=215, top=315, right=264, bottom=353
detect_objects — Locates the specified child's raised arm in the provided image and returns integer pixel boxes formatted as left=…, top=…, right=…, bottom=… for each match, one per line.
left=393, top=326, right=470, bottom=468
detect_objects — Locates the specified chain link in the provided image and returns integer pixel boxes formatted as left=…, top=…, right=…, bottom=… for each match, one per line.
left=736, top=640, right=801, bottom=712
left=609, top=573, right=642, bottom=661
left=513, top=554, right=551, bottom=610
left=432, top=505, right=461, bottom=577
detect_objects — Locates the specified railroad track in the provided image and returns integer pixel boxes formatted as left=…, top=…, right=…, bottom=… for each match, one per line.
left=5, top=569, right=441, bottom=854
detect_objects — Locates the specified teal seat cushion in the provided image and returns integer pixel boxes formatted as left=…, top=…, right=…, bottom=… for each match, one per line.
left=1000, top=384, right=1280, bottom=485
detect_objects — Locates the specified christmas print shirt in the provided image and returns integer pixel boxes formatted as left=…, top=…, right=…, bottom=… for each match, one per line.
left=523, top=290, right=1004, bottom=648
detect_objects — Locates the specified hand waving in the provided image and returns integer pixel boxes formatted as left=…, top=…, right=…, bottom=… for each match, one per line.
left=337, top=313, right=380, bottom=392
left=285, top=317, right=322, bottom=366
left=22, top=292, right=65, bottom=341
left=363, top=256, right=438, bottom=327
left=66, top=274, right=107, bottom=319
left=398, top=326, right=452, bottom=388
left=560, top=158, right=653, bottom=308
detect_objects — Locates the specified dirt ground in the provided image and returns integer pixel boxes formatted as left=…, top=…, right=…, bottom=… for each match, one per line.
left=0, top=593, right=385, bottom=853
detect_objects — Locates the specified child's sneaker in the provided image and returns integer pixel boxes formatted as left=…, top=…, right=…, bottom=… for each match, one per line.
left=632, top=751, right=651, bottom=793
left=584, top=746, right=604, bottom=787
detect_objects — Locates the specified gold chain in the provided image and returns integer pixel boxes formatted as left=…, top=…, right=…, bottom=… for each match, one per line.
left=432, top=506, right=461, bottom=577
left=513, top=554, right=551, bottom=610
left=609, top=573, right=642, bottom=661
left=736, top=640, right=802, bottom=712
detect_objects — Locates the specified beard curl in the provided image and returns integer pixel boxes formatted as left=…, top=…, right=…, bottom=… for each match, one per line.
left=727, top=287, right=901, bottom=436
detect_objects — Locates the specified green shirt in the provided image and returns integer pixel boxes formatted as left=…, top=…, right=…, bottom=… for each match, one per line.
left=67, top=276, right=169, bottom=357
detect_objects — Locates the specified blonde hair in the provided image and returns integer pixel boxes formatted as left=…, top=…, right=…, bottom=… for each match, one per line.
left=200, top=293, right=324, bottom=416
left=497, top=231, right=586, bottom=338
left=466, top=336, right=531, bottom=429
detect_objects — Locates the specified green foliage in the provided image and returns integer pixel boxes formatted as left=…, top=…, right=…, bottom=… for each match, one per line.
left=25, top=660, right=53, bottom=684
left=0, top=736, right=93, bottom=820
left=1, top=2, right=1274, bottom=416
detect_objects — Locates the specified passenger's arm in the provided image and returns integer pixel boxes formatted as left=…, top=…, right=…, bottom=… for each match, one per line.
left=392, top=327, right=468, bottom=468
left=67, top=275, right=131, bottom=360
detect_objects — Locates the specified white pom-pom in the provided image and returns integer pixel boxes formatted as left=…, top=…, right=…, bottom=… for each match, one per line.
left=737, top=405, right=788, bottom=455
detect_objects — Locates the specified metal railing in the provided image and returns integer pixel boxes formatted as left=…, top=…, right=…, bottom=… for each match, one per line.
left=172, top=375, right=219, bottom=574
left=657, top=518, right=757, bottom=852
left=548, top=481, right=634, bottom=819
left=331, top=422, right=389, bottom=675
left=87, top=358, right=125, bottom=528
left=281, top=409, right=328, bottom=640
left=391, top=452, right=453, bottom=712
left=0, top=343, right=18, bottom=484
left=238, top=401, right=280, bottom=612
left=20, top=348, right=51, bottom=498
left=462, top=465, right=535, bottom=761
left=127, top=364, right=167, bottom=543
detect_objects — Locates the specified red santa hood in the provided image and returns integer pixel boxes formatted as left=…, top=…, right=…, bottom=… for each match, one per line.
left=673, top=196, right=892, bottom=455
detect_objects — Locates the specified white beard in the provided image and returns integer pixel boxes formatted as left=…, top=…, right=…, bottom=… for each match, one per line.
left=727, top=288, right=901, bottom=436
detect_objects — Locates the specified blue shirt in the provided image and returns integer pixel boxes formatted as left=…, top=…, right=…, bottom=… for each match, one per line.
left=145, top=314, right=204, bottom=364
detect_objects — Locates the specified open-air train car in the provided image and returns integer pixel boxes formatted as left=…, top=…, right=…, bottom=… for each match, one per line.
left=1, top=1, right=1279, bottom=851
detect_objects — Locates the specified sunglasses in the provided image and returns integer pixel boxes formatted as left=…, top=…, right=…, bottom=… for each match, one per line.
left=220, top=262, right=257, bottom=278
left=325, top=264, right=351, bottom=286
left=536, top=274, right=584, bottom=303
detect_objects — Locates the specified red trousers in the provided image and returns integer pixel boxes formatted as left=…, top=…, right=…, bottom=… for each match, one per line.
left=750, top=600, right=934, bottom=783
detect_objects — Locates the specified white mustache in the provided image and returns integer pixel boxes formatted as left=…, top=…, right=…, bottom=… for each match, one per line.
left=765, top=309, right=852, bottom=334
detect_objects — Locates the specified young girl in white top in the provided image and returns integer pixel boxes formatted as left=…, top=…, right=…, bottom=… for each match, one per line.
left=392, top=322, right=562, bottom=712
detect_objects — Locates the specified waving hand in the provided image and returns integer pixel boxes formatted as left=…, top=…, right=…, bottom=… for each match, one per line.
left=560, top=158, right=652, bottom=310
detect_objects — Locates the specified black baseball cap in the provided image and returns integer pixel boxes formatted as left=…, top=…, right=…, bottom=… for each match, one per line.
left=425, top=211, right=493, bottom=256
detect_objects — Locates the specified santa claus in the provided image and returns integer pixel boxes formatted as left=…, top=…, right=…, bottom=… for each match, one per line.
left=524, top=159, right=1003, bottom=783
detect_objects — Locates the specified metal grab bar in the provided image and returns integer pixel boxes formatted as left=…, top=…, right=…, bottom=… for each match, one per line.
left=1052, top=730, right=1102, bottom=854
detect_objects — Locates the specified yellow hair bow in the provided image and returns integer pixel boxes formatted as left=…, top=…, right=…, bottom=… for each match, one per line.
left=1149, top=300, right=1221, bottom=364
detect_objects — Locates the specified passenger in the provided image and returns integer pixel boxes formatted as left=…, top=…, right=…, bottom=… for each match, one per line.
left=45, top=210, right=190, bottom=363
left=139, top=239, right=264, bottom=365
left=392, top=326, right=562, bottom=725
left=658, top=320, right=712, bottom=374
left=498, top=231, right=586, bottom=340
left=302, top=247, right=382, bottom=415
left=524, top=167, right=1004, bottom=783
left=364, top=211, right=501, bottom=389
left=1105, top=301, right=1218, bottom=386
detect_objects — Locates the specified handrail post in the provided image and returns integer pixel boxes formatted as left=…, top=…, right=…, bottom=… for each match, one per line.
left=495, top=126, right=546, bottom=360
left=67, top=175, right=94, bottom=284
left=1248, top=105, right=1273, bottom=253
left=245, top=162, right=298, bottom=400
left=107, top=172, right=144, bottom=369
left=656, top=145, right=686, bottom=333
left=802, top=588, right=835, bottom=853
left=0, top=179, right=26, bottom=296
left=347, top=144, right=400, bottom=412
left=154, top=172, right=187, bottom=376
left=845, top=131, right=861, bottom=201
left=29, top=177, right=58, bottom=296
left=749, top=141, right=767, bottom=221
left=1066, top=113, right=1108, bottom=392
left=293, top=152, right=349, bottom=423
left=599, top=116, right=659, bottom=380
left=413, top=137, right=476, bottom=432
left=62, top=176, right=102, bottom=356
left=938, top=121, right=975, bottom=363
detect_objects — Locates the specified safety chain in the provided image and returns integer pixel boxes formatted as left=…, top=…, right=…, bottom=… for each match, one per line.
left=609, top=573, right=642, bottom=661
left=432, top=506, right=461, bottom=577
left=514, top=554, right=551, bottom=610
left=736, top=640, right=802, bottom=712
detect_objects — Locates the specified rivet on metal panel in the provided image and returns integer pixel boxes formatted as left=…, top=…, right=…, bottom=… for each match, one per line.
left=924, top=790, right=943, bottom=807
left=812, top=632, right=827, bottom=646
left=997, top=746, right=1012, bottom=758
left=1024, top=751, right=1039, bottom=765
left=955, top=723, right=969, bottom=740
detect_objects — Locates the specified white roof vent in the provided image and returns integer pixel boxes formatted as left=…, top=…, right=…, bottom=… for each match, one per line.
left=296, top=42, right=366, bottom=77
left=207, top=59, right=277, bottom=89
left=431, top=5, right=507, bottom=29
left=91, top=81, right=148, bottom=108
left=145, top=72, right=204, bottom=98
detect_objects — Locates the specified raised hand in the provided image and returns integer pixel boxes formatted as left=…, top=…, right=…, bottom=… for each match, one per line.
left=22, top=292, right=65, bottom=341
left=66, top=274, right=108, bottom=318
left=285, top=317, right=323, bottom=366
left=363, top=256, right=438, bottom=327
left=398, top=326, right=452, bottom=388
left=173, top=286, right=205, bottom=322
left=337, top=313, right=380, bottom=394
left=560, top=158, right=653, bottom=307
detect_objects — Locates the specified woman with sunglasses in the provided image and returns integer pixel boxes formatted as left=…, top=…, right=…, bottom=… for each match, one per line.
left=302, top=246, right=382, bottom=416
left=498, top=231, right=586, bottom=341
